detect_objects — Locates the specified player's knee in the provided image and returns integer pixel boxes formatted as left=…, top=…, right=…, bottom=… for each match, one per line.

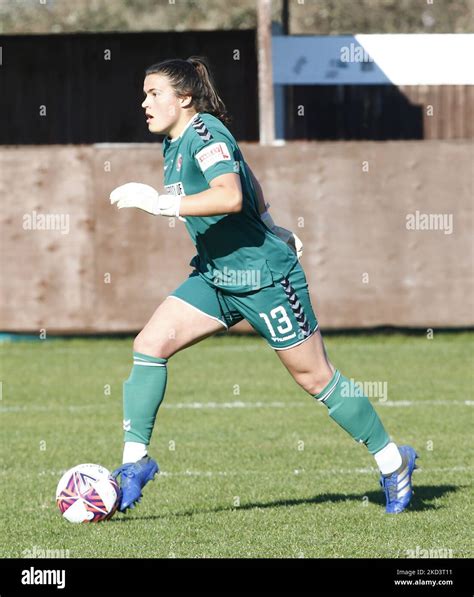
left=296, top=369, right=334, bottom=396
left=133, top=331, right=170, bottom=360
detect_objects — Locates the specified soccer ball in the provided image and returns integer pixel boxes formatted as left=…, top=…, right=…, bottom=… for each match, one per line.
left=56, top=463, right=120, bottom=523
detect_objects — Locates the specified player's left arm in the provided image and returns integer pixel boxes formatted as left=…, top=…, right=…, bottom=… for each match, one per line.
left=246, top=164, right=267, bottom=215
left=246, top=162, right=304, bottom=260
left=179, top=172, right=242, bottom=217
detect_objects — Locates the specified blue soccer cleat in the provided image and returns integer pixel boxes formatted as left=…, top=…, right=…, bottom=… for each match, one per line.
left=112, top=456, right=159, bottom=512
left=380, top=445, right=418, bottom=514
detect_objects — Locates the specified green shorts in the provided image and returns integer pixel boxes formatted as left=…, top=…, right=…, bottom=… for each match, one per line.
left=169, top=261, right=318, bottom=350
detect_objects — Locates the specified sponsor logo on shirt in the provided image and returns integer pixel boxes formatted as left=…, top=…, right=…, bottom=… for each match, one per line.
left=164, top=182, right=185, bottom=196
left=195, top=142, right=231, bottom=172
left=176, top=153, right=183, bottom=172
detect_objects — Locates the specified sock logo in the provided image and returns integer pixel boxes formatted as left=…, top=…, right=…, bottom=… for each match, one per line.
left=123, top=419, right=131, bottom=431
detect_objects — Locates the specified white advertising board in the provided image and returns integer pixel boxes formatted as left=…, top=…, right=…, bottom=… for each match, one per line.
left=272, top=35, right=474, bottom=85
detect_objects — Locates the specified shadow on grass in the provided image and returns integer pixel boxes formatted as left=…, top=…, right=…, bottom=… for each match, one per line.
left=110, top=484, right=462, bottom=523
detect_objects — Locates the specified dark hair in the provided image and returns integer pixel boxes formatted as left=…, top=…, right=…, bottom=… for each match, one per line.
left=145, top=56, right=230, bottom=124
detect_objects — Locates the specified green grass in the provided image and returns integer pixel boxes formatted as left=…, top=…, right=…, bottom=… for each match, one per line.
left=1, top=332, right=473, bottom=558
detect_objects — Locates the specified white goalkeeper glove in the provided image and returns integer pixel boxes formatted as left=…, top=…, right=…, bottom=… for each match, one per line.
left=110, top=182, right=185, bottom=220
left=261, top=207, right=303, bottom=260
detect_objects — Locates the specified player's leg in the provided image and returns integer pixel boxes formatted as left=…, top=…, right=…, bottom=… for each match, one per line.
left=276, top=328, right=418, bottom=513
left=133, top=295, right=227, bottom=359
left=276, top=328, right=396, bottom=460
left=114, top=273, right=228, bottom=511
left=122, top=294, right=227, bottom=459
left=229, top=261, right=417, bottom=513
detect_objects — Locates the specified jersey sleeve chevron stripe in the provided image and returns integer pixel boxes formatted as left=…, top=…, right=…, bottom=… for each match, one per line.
left=192, top=116, right=213, bottom=142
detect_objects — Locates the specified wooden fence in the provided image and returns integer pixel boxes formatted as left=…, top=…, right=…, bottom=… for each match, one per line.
left=1, top=140, right=472, bottom=333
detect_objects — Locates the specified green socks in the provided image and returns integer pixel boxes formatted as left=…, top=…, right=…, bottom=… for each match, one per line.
left=123, top=352, right=168, bottom=445
left=122, top=355, right=389, bottom=459
left=315, top=370, right=390, bottom=454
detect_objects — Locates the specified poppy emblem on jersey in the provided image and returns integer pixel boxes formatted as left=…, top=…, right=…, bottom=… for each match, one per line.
left=176, top=154, right=183, bottom=172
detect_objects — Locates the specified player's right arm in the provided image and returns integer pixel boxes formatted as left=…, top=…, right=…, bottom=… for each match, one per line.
left=246, top=164, right=267, bottom=215
left=246, top=162, right=304, bottom=260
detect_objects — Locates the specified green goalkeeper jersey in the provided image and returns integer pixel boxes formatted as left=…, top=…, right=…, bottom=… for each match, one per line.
left=162, top=112, right=297, bottom=294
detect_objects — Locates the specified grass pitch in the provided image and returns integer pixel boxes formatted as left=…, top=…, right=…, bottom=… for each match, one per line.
left=1, top=332, right=472, bottom=558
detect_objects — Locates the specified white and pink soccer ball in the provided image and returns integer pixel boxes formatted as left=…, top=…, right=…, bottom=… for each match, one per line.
left=56, top=464, right=120, bottom=523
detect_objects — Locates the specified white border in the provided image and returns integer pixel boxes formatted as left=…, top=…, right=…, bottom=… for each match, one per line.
left=133, top=361, right=166, bottom=367
left=167, top=295, right=228, bottom=330
left=271, top=324, right=319, bottom=351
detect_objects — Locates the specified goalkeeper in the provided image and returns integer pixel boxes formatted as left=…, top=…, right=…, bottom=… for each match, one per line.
left=110, top=57, right=417, bottom=515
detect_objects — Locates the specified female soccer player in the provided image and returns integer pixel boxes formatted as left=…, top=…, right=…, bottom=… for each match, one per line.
left=110, top=57, right=417, bottom=515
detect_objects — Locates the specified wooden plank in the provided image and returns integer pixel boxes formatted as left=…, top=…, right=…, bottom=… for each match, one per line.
left=257, top=0, right=275, bottom=145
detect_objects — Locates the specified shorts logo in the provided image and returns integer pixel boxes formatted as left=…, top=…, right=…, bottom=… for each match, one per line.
left=195, top=142, right=231, bottom=172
